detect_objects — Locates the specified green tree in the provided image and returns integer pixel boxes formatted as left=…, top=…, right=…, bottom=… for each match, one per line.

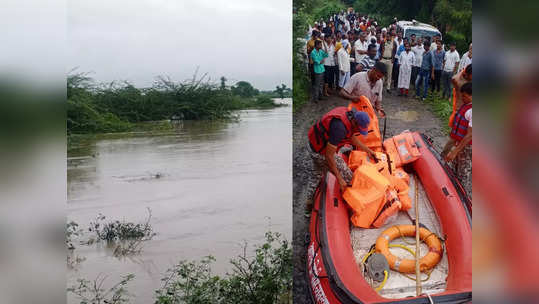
left=231, top=81, right=258, bottom=98
left=275, top=84, right=288, bottom=99
left=220, top=76, right=227, bottom=90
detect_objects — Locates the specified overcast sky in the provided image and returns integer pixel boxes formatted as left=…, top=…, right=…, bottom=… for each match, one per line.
left=68, top=0, right=291, bottom=90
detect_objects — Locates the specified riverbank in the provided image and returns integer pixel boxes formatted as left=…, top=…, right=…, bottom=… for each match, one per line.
left=292, top=92, right=447, bottom=303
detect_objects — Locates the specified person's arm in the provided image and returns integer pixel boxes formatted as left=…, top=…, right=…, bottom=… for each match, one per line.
left=430, top=53, right=435, bottom=79
left=391, top=42, right=397, bottom=62
left=451, top=75, right=461, bottom=102
left=350, top=135, right=377, bottom=159
left=453, top=53, right=460, bottom=74
left=441, top=138, right=456, bottom=158
left=453, top=61, right=459, bottom=74
left=325, top=144, right=348, bottom=192
left=445, top=127, right=472, bottom=161
left=339, top=87, right=362, bottom=101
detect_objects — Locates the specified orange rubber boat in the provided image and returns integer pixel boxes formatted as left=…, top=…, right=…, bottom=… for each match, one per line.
left=307, top=132, right=471, bottom=303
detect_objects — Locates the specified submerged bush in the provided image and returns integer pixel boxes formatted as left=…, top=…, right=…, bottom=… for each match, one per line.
left=86, top=208, right=156, bottom=256
left=68, top=274, right=135, bottom=304
left=154, top=231, right=292, bottom=304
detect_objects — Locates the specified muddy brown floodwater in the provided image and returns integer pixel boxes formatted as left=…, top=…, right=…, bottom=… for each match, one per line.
left=293, top=93, right=447, bottom=304
left=67, top=99, right=291, bottom=304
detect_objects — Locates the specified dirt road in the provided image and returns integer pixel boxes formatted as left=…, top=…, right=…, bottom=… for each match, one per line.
left=292, top=90, right=447, bottom=303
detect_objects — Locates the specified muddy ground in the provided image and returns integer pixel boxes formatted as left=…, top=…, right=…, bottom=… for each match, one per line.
left=292, top=89, right=447, bottom=303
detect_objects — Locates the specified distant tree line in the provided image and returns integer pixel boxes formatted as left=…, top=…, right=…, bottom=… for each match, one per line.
left=67, top=72, right=286, bottom=134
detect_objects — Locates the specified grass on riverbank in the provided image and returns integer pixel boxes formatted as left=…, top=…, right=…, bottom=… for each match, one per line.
left=423, top=91, right=453, bottom=134
left=68, top=72, right=285, bottom=135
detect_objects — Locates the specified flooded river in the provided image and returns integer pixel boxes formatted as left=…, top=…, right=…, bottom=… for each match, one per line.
left=67, top=99, right=291, bottom=303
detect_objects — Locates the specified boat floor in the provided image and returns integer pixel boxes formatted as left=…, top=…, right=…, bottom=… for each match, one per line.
left=350, top=173, right=449, bottom=299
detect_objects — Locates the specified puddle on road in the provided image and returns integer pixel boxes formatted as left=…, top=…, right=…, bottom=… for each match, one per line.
left=393, top=110, right=419, bottom=122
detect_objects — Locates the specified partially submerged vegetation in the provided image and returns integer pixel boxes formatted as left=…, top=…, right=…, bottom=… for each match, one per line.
left=66, top=208, right=156, bottom=268
left=86, top=208, right=157, bottom=257
left=68, top=231, right=292, bottom=304
left=68, top=274, right=135, bottom=304
left=68, top=71, right=286, bottom=135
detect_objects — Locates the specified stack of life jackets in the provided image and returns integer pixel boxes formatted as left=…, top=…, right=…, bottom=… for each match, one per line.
left=343, top=131, right=422, bottom=228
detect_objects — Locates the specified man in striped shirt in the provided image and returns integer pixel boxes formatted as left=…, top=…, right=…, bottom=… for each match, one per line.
left=356, top=44, right=377, bottom=72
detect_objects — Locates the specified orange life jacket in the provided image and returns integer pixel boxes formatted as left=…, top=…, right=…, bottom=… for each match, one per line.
left=383, top=132, right=421, bottom=167
left=308, top=107, right=357, bottom=155
left=372, top=189, right=402, bottom=228
left=348, top=97, right=382, bottom=150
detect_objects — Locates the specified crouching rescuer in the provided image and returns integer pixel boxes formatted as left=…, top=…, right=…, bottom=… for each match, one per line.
left=306, top=107, right=377, bottom=214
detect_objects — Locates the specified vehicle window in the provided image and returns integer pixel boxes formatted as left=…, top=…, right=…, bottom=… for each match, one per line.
left=404, top=29, right=440, bottom=41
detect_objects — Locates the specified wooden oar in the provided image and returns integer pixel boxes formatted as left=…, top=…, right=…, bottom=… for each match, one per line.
left=414, top=174, right=422, bottom=296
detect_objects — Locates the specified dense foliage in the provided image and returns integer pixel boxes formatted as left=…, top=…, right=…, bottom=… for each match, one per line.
left=154, top=231, right=292, bottom=304
left=293, top=0, right=345, bottom=111
left=68, top=72, right=284, bottom=134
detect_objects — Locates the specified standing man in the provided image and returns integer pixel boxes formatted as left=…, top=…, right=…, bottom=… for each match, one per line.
left=340, top=61, right=387, bottom=116
left=337, top=40, right=351, bottom=88
left=393, top=37, right=407, bottom=90
left=449, top=64, right=472, bottom=126
left=348, top=31, right=358, bottom=76
left=394, top=31, right=404, bottom=49
left=307, top=30, right=321, bottom=85
left=323, top=35, right=337, bottom=96
left=458, top=43, right=472, bottom=73
left=380, top=31, right=397, bottom=94
left=431, top=39, right=445, bottom=94
left=411, top=37, right=424, bottom=86
left=415, top=42, right=434, bottom=101
left=410, top=34, right=417, bottom=47
left=307, top=107, right=376, bottom=195
left=310, top=39, right=328, bottom=103
left=442, top=42, right=460, bottom=100
left=430, top=34, right=443, bottom=52
left=354, top=32, right=369, bottom=73
left=441, top=83, right=472, bottom=196
left=357, top=43, right=378, bottom=72
left=397, top=41, right=415, bottom=97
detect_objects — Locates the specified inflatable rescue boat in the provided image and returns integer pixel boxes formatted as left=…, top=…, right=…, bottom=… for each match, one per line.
left=307, top=132, right=472, bottom=303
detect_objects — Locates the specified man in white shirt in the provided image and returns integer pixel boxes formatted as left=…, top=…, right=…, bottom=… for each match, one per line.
left=442, top=42, right=460, bottom=99
left=394, top=31, right=404, bottom=49
left=337, top=40, right=351, bottom=88
left=340, top=61, right=387, bottom=114
left=458, top=43, right=472, bottom=73
left=411, top=37, right=424, bottom=86
left=354, top=32, right=368, bottom=69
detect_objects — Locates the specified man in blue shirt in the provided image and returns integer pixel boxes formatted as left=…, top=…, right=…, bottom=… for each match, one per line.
left=431, top=40, right=445, bottom=93
left=310, top=39, right=328, bottom=103
left=415, top=42, right=434, bottom=100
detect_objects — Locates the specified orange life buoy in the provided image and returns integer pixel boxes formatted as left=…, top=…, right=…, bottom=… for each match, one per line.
left=375, top=225, right=443, bottom=273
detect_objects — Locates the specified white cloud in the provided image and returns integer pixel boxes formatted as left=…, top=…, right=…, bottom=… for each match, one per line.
left=68, top=0, right=291, bottom=90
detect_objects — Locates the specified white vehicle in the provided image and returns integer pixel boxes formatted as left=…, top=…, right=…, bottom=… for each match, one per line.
left=396, top=20, right=441, bottom=41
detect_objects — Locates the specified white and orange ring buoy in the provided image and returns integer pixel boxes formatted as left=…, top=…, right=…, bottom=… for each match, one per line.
left=375, top=225, right=443, bottom=273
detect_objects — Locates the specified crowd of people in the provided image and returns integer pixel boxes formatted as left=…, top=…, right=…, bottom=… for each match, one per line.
left=305, top=10, right=472, bottom=102
left=304, top=10, right=473, bottom=212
